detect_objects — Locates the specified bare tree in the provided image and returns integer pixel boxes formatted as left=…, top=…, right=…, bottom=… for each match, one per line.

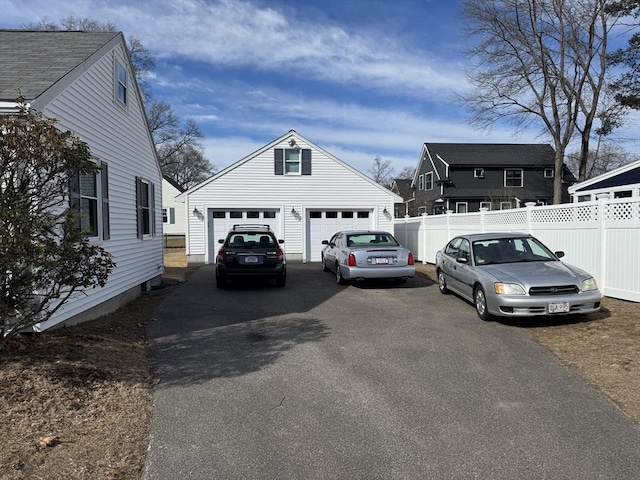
left=1, top=103, right=115, bottom=350
left=459, top=0, right=623, bottom=203
left=566, top=143, right=639, bottom=180
left=397, top=166, right=416, bottom=180
left=368, top=156, right=395, bottom=187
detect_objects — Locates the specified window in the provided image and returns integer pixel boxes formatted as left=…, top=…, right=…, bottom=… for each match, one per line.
left=500, top=201, right=512, bottom=210
left=480, top=201, right=491, bottom=210
left=577, top=195, right=591, bottom=202
left=357, top=211, right=370, bottom=218
left=425, top=172, right=433, bottom=190
left=418, top=174, right=424, bottom=190
left=212, top=211, right=226, bottom=218
left=614, top=190, right=632, bottom=198
left=456, top=202, right=467, bottom=213
left=230, top=211, right=242, bottom=218
left=326, top=211, right=338, bottom=218
left=474, top=168, right=485, bottom=178
left=309, top=211, right=321, bottom=218
left=136, top=177, right=156, bottom=238
left=263, top=211, right=276, bottom=218
left=162, top=207, right=175, bottom=224
left=341, top=211, right=354, bottom=218
left=70, top=162, right=109, bottom=240
left=247, top=211, right=260, bottom=218
left=505, top=169, right=523, bottom=187
left=274, top=148, right=312, bottom=175
left=544, top=168, right=554, bottom=178
left=116, top=62, right=127, bottom=106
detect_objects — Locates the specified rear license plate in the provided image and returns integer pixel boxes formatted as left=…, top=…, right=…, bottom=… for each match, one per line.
left=548, top=302, right=570, bottom=314
left=244, top=256, right=259, bottom=264
left=375, top=257, right=389, bottom=264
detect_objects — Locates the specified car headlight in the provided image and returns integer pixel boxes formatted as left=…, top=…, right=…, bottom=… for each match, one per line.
left=494, top=283, right=525, bottom=295
left=582, top=277, right=598, bottom=291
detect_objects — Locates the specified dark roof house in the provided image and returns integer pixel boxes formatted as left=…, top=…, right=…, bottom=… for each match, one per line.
left=410, top=143, right=576, bottom=214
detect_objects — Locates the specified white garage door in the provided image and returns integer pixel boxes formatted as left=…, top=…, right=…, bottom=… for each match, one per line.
left=307, top=210, right=372, bottom=262
left=208, top=209, right=280, bottom=262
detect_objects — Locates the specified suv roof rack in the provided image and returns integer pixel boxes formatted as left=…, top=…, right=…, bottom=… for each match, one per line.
left=231, top=224, right=272, bottom=231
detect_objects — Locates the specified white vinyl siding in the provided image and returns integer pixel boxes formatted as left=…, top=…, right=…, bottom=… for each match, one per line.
left=185, top=137, right=397, bottom=264
left=34, top=39, right=162, bottom=329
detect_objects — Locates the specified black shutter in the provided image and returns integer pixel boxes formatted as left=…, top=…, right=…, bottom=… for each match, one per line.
left=101, top=162, right=110, bottom=240
left=274, top=149, right=284, bottom=175
left=301, top=149, right=311, bottom=175
left=151, top=182, right=156, bottom=237
left=69, top=171, right=81, bottom=231
left=136, top=177, right=143, bottom=238
left=169, top=207, right=175, bottom=224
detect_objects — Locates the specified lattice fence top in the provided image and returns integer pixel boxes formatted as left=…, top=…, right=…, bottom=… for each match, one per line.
left=484, top=210, right=527, bottom=225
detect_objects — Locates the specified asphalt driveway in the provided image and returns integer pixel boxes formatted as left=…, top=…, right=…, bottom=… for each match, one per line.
left=143, top=263, right=640, bottom=479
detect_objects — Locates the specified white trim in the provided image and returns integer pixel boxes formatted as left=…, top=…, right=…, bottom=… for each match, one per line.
left=568, top=159, right=640, bottom=193
left=425, top=171, right=433, bottom=190
left=504, top=168, right=523, bottom=187
left=455, top=202, right=468, bottom=213
left=474, top=168, right=485, bottom=178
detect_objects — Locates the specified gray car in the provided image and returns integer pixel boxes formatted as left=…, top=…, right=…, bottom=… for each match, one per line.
left=321, top=230, right=415, bottom=284
left=435, top=232, right=602, bottom=320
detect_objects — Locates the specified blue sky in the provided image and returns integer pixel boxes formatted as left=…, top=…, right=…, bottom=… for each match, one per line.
left=2, top=0, right=638, bottom=177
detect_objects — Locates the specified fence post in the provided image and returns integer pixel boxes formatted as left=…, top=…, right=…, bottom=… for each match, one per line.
left=446, top=210, right=453, bottom=240
left=479, top=207, right=488, bottom=232
left=525, top=202, right=536, bottom=234
left=596, top=194, right=610, bottom=292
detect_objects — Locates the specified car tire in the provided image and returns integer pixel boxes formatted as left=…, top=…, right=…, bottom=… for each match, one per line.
left=216, top=273, right=227, bottom=289
left=437, top=269, right=449, bottom=294
left=275, top=275, right=286, bottom=287
left=322, top=255, right=328, bottom=272
left=335, top=263, right=347, bottom=285
left=474, top=286, right=492, bottom=321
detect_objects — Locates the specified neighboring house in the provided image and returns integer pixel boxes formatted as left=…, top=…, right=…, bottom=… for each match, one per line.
left=411, top=143, right=575, bottom=214
left=568, top=159, right=640, bottom=202
left=162, top=176, right=186, bottom=247
left=178, top=130, right=402, bottom=265
left=0, top=30, right=163, bottom=331
left=389, top=178, right=429, bottom=217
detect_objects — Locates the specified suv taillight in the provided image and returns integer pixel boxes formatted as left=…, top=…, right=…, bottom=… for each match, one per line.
left=408, top=252, right=415, bottom=265
left=218, top=248, right=226, bottom=262
left=277, top=248, right=284, bottom=261
left=347, top=253, right=357, bottom=266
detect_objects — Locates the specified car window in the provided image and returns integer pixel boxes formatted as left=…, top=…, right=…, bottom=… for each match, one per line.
left=227, top=232, right=276, bottom=248
left=458, top=239, right=471, bottom=260
left=346, top=233, right=399, bottom=247
left=445, top=238, right=463, bottom=257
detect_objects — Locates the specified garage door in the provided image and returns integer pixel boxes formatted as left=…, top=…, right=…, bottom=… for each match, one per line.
left=307, top=210, right=372, bottom=262
left=208, top=209, right=280, bottom=262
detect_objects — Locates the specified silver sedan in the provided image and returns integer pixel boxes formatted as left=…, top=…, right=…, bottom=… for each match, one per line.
left=321, top=231, right=415, bottom=284
left=435, top=232, right=602, bottom=320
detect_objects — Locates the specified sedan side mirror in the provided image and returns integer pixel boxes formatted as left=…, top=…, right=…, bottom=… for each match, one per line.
left=279, top=239, right=285, bottom=244
left=555, top=251, right=565, bottom=258
left=456, top=257, right=468, bottom=264
left=322, top=240, right=329, bottom=245
left=218, top=239, right=224, bottom=244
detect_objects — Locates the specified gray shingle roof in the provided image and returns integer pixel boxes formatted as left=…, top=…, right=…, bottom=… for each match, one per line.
left=426, top=143, right=555, bottom=166
left=0, top=30, right=119, bottom=102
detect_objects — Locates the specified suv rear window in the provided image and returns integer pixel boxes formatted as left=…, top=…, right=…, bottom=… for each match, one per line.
left=226, top=232, right=276, bottom=248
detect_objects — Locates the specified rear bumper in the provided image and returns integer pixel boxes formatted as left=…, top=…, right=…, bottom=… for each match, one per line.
left=342, top=265, right=415, bottom=280
left=216, top=263, right=286, bottom=277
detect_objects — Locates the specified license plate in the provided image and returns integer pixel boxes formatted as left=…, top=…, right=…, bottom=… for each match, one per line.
left=244, top=256, right=259, bottom=263
left=548, top=302, right=570, bottom=314
left=375, top=257, right=389, bottom=264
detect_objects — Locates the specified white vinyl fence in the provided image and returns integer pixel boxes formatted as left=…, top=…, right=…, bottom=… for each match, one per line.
left=394, top=198, right=640, bottom=302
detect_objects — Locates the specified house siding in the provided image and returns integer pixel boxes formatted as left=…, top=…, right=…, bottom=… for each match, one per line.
left=162, top=179, right=186, bottom=236
left=185, top=136, right=397, bottom=263
left=31, top=40, right=163, bottom=329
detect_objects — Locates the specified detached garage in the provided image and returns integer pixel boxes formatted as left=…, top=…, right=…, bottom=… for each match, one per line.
left=178, top=130, right=401, bottom=265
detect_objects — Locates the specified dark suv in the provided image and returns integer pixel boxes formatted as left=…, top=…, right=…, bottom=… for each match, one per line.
left=215, top=225, right=286, bottom=288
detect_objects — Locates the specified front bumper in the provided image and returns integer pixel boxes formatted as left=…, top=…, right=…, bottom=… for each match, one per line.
left=487, top=289, right=603, bottom=317
left=341, top=265, right=416, bottom=281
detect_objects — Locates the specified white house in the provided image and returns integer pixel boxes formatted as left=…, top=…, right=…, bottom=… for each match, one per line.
left=162, top=176, right=186, bottom=246
left=179, top=130, right=402, bottom=265
left=568, top=159, right=640, bottom=202
left=0, top=30, right=163, bottom=330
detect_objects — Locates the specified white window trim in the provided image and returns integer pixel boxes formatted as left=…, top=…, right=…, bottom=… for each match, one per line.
left=425, top=172, right=433, bottom=190
left=418, top=174, right=424, bottom=190
left=500, top=201, right=512, bottom=210
left=284, top=148, right=301, bottom=175
left=474, top=168, right=485, bottom=178
left=480, top=201, right=491, bottom=210
left=504, top=168, right=523, bottom=187
left=456, top=202, right=468, bottom=213
left=544, top=168, right=554, bottom=178
left=115, top=60, right=128, bottom=108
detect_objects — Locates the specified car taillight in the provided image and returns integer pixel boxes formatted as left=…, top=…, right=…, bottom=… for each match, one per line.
left=218, top=248, right=226, bottom=262
left=277, top=248, right=284, bottom=261
left=348, top=253, right=357, bottom=266
left=408, top=252, right=415, bottom=265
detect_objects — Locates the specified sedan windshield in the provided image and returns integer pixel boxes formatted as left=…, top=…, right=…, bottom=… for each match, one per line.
left=472, top=237, right=557, bottom=265
left=346, top=233, right=399, bottom=247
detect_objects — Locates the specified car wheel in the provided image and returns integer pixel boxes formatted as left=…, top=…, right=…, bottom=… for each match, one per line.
left=474, top=286, right=492, bottom=321
left=437, top=269, right=449, bottom=294
left=275, top=275, right=286, bottom=287
left=216, top=273, right=227, bottom=289
left=335, top=263, right=347, bottom=285
left=321, top=255, right=328, bottom=272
